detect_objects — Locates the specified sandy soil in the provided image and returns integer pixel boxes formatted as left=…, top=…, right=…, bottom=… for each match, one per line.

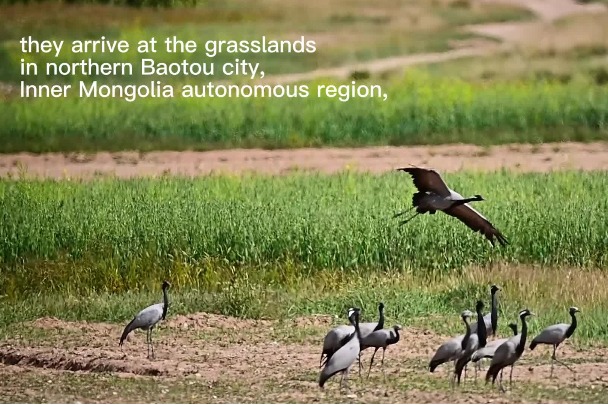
left=1, top=313, right=607, bottom=403
left=1, top=142, right=607, bottom=179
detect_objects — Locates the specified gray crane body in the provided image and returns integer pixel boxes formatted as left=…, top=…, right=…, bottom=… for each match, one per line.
left=472, top=322, right=518, bottom=363
left=360, top=325, right=401, bottom=378
left=454, top=301, right=488, bottom=384
left=320, top=303, right=384, bottom=367
left=486, top=309, right=534, bottom=391
left=319, top=308, right=362, bottom=390
left=529, top=306, right=580, bottom=376
left=119, top=280, right=170, bottom=360
left=429, top=310, right=473, bottom=373
left=396, top=167, right=508, bottom=246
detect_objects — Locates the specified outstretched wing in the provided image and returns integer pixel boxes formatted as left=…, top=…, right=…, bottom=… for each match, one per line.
left=397, top=167, right=451, bottom=197
left=443, top=204, right=508, bottom=246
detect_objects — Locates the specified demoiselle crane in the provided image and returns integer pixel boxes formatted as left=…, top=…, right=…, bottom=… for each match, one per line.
left=529, top=306, right=580, bottom=377
left=360, top=324, right=402, bottom=380
left=486, top=309, right=535, bottom=392
left=471, top=285, right=501, bottom=337
left=429, top=310, right=474, bottom=383
left=119, top=280, right=170, bottom=359
left=319, top=307, right=362, bottom=390
left=454, top=300, right=488, bottom=385
left=320, top=302, right=384, bottom=367
left=395, top=167, right=508, bottom=246
left=471, top=322, right=518, bottom=363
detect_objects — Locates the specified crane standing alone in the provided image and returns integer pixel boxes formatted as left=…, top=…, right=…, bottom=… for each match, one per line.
left=119, top=280, right=171, bottom=360
left=395, top=167, right=508, bottom=247
left=529, top=306, right=580, bottom=378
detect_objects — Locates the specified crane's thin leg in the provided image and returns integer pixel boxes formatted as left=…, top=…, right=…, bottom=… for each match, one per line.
left=499, top=376, right=506, bottom=393
left=339, top=372, right=344, bottom=389
left=552, top=344, right=574, bottom=375
left=509, top=365, right=514, bottom=388
left=149, top=328, right=155, bottom=360
left=358, top=353, right=362, bottom=380
left=474, top=362, right=478, bottom=383
left=367, top=348, right=379, bottom=378
left=392, top=206, right=415, bottom=218
left=380, top=348, right=387, bottom=384
left=342, top=368, right=350, bottom=392
left=399, top=212, right=420, bottom=226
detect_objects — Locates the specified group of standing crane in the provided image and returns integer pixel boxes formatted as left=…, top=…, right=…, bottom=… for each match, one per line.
left=116, top=166, right=581, bottom=395
left=317, top=285, right=581, bottom=393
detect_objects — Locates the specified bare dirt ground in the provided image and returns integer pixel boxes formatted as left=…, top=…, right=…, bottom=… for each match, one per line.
left=1, top=313, right=607, bottom=403
left=1, top=142, right=607, bottom=179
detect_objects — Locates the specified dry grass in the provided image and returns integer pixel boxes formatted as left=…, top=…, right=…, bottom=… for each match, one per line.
left=512, top=12, right=608, bottom=56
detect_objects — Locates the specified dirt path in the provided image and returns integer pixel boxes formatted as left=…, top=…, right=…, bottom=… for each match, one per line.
left=260, top=0, right=607, bottom=85
left=1, top=142, right=607, bottom=179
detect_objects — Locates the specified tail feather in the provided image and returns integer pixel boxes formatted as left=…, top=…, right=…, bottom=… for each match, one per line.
left=529, top=341, right=537, bottom=350
left=454, top=356, right=470, bottom=384
left=119, top=318, right=136, bottom=346
left=485, top=363, right=501, bottom=383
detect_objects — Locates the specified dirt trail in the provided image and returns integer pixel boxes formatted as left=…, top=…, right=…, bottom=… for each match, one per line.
left=261, top=0, right=607, bottom=85
left=2, top=142, right=607, bottom=178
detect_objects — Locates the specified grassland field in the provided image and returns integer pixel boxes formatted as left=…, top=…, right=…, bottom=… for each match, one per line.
left=1, top=170, right=608, bottom=402
left=2, top=0, right=608, bottom=152
left=2, top=0, right=608, bottom=402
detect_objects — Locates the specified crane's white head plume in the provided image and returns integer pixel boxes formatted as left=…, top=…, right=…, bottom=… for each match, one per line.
left=569, top=306, right=580, bottom=314
left=461, top=310, right=473, bottom=319
left=347, top=307, right=360, bottom=320
left=518, top=309, right=534, bottom=318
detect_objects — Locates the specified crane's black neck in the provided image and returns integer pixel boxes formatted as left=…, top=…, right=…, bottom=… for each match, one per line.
left=353, top=313, right=362, bottom=343
left=476, top=306, right=487, bottom=348
left=566, top=311, right=578, bottom=338
left=515, top=315, right=528, bottom=357
left=461, top=316, right=472, bottom=351
left=451, top=195, right=483, bottom=208
left=491, top=290, right=498, bottom=335
left=509, top=324, right=518, bottom=336
left=161, top=285, right=169, bottom=320
left=387, top=326, right=400, bottom=345
left=374, top=305, right=385, bottom=332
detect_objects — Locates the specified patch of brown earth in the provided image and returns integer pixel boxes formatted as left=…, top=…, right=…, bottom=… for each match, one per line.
left=2, top=142, right=607, bottom=179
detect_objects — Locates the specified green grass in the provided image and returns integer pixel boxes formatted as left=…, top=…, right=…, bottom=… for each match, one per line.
left=2, top=73, right=607, bottom=152
left=0, top=0, right=534, bottom=84
left=2, top=170, right=607, bottom=296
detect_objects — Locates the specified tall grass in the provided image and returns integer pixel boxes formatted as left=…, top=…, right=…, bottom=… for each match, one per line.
left=2, top=73, right=607, bottom=152
left=1, top=170, right=607, bottom=298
